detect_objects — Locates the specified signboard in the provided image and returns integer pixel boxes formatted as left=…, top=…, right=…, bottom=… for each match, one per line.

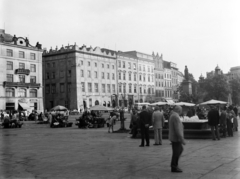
left=18, top=98, right=28, bottom=103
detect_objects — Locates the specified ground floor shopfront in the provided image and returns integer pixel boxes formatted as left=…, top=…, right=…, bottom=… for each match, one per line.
left=0, top=97, right=44, bottom=113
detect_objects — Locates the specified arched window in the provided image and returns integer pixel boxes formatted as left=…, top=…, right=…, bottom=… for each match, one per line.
left=18, top=88, right=26, bottom=97
left=6, top=88, right=15, bottom=97
left=30, top=89, right=37, bottom=97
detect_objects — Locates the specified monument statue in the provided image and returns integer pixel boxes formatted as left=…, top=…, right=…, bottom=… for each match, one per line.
left=184, top=65, right=189, bottom=81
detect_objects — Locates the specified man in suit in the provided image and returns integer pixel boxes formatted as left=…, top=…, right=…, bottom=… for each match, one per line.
left=152, top=106, right=165, bottom=145
left=139, top=105, right=151, bottom=147
left=207, top=105, right=220, bottom=140
left=169, top=105, right=185, bottom=173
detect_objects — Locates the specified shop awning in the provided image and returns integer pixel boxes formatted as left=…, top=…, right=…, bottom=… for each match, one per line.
left=19, top=102, right=30, bottom=110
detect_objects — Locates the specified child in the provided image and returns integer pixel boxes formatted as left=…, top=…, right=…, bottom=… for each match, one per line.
left=108, top=114, right=119, bottom=133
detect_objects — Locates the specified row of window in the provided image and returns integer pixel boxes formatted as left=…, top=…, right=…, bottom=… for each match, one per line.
left=155, top=81, right=172, bottom=88
left=80, top=70, right=115, bottom=80
left=155, top=90, right=174, bottom=98
left=7, top=74, right=36, bottom=83
left=155, top=73, right=164, bottom=79
left=81, top=83, right=116, bottom=93
left=6, top=88, right=38, bottom=97
left=118, top=85, right=154, bottom=94
left=6, top=49, right=36, bottom=60
left=46, top=70, right=72, bottom=79
left=7, top=61, right=36, bottom=72
left=118, top=61, right=137, bottom=70
left=45, top=83, right=71, bottom=94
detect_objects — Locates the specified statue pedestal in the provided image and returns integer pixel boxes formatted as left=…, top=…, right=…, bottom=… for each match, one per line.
left=182, top=80, right=192, bottom=95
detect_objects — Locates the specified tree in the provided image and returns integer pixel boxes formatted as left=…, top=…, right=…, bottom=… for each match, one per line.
left=202, top=74, right=230, bottom=101
left=229, top=77, right=240, bottom=105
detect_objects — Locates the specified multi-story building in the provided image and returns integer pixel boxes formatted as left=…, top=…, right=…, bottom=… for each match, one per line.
left=170, top=62, right=178, bottom=101
left=153, top=52, right=165, bottom=101
left=42, top=44, right=117, bottom=110
left=124, top=51, right=155, bottom=103
left=117, top=51, right=138, bottom=107
left=163, top=61, right=173, bottom=100
left=228, top=66, right=240, bottom=80
left=206, top=65, right=223, bottom=78
left=0, top=29, right=43, bottom=112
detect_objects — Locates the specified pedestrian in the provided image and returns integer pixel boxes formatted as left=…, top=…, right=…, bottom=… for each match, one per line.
left=130, top=109, right=139, bottom=138
left=169, top=105, right=185, bottom=173
left=152, top=106, right=165, bottom=145
left=232, top=106, right=238, bottom=131
left=139, top=105, right=151, bottom=147
left=219, top=107, right=227, bottom=138
left=108, top=114, right=119, bottom=133
left=207, top=105, right=220, bottom=140
left=226, top=108, right=233, bottom=137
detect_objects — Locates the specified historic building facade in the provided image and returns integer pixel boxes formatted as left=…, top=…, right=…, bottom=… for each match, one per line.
left=0, top=29, right=43, bottom=112
left=228, top=66, right=240, bottom=80
left=42, top=44, right=117, bottom=110
left=153, top=53, right=165, bottom=101
left=124, top=51, right=155, bottom=103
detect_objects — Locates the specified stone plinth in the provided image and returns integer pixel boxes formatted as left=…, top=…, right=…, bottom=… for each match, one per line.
left=182, top=80, right=192, bottom=95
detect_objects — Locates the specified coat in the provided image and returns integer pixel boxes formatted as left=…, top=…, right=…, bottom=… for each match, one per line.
left=207, top=109, right=219, bottom=126
left=168, top=111, right=184, bottom=143
left=152, top=110, right=165, bottom=129
left=219, top=111, right=227, bottom=125
left=139, top=110, right=151, bottom=127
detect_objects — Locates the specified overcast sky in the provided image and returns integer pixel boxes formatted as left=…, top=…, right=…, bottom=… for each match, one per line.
left=1, top=0, right=239, bottom=79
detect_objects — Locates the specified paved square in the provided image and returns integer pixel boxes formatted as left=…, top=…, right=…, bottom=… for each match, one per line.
left=0, top=117, right=240, bottom=179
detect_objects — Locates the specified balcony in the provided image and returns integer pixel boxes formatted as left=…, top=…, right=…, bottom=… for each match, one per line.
left=3, top=81, right=41, bottom=89
left=15, top=69, right=30, bottom=75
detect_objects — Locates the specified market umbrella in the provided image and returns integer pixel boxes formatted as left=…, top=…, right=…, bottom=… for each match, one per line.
left=199, top=99, right=227, bottom=105
left=149, top=101, right=167, bottom=106
left=90, top=105, right=114, bottom=111
left=50, top=105, right=68, bottom=111
left=175, top=102, right=196, bottom=107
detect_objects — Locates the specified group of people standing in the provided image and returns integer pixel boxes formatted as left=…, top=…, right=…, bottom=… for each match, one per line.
left=208, top=105, right=239, bottom=140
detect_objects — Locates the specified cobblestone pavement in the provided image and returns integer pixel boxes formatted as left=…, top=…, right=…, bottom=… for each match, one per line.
left=0, top=116, right=240, bottom=179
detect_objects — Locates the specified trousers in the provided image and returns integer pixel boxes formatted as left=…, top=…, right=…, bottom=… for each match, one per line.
left=154, top=128, right=162, bottom=144
left=210, top=125, right=220, bottom=140
left=171, top=142, right=183, bottom=169
left=140, top=126, right=149, bottom=146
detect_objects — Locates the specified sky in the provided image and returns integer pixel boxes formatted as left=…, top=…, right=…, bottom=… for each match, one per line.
left=1, top=0, right=240, bottom=79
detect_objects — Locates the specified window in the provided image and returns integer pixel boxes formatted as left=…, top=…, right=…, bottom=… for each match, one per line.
left=88, top=83, right=92, bottom=92
left=134, top=86, right=137, bottom=93
left=52, top=72, right=55, bottom=79
left=107, top=64, right=110, bottom=69
left=148, top=88, right=151, bottom=94
left=119, top=84, right=122, bottom=93
left=68, top=70, right=71, bottom=77
left=81, top=61, right=83, bottom=65
left=68, top=83, right=71, bottom=92
left=88, top=61, right=90, bottom=66
left=95, top=83, right=98, bottom=92
left=129, top=85, right=132, bottom=93
left=30, top=76, right=36, bottom=83
left=30, top=53, right=36, bottom=60
left=47, top=63, right=50, bottom=68
left=112, top=65, right=114, bottom=69
left=118, top=61, right=121, bottom=68
left=107, top=84, right=110, bottom=93
left=144, top=87, right=146, bottom=94
left=95, top=62, right=97, bottom=67
left=139, top=65, right=141, bottom=71
left=102, top=72, right=105, bottom=79
left=46, top=85, right=50, bottom=94
left=89, top=98, right=92, bottom=107
left=19, top=63, right=25, bottom=69
left=46, top=73, right=50, bottom=79
left=118, top=72, right=121, bottom=80
left=7, top=61, right=13, bottom=70
left=148, top=66, right=150, bottom=72
left=143, top=75, right=145, bottom=82
left=88, top=70, right=91, bottom=78
left=107, top=73, right=110, bottom=79
left=19, top=51, right=24, bottom=58
left=19, top=75, right=25, bottom=83
left=7, top=49, right=13, bottom=57
left=139, top=87, right=142, bottom=94
left=102, top=64, right=104, bottom=68
left=129, top=73, right=131, bottom=81
left=94, top=71, right=97, bottom=78
left=51, top=84, right=56, bottom=93
left=6, top=88, right=14, bottom=97
left=30, top=89, right=37, bottom=97
left=143, top=65, right=145, bottom=71
left=60, top=71, right=64, bottom=78
left=30, top=64, right=36, bottom=72
left=81, top=70, right=84, bottom=77
left=18, top=88, right=26, bottom=97
left=112, top=73, right=115, bottom=80
left=134, top=74, right=136, bottom=81
left=133, top=63, right=136, bottom=70
left=123, top=61, right=125, bottom=68
left=152, top=88, right=154, bottom=94
left=112, top=84, right=115, bottom=93
left=123, top=73, right=126, bottom=80
left=148, top=75, right=150, bottom=82
left=102, top=84, right=106, bottom=93
left=52, top=62, right=55, bottom=68
left=123, top=85, right=126, bottom=93
left=60, top=83, right=65, bottom=93
left=128, top=62, right=131, bottom=69
left=139, top=75, right=142, bottom=81
left=81, top=82, right=85, bottom=92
